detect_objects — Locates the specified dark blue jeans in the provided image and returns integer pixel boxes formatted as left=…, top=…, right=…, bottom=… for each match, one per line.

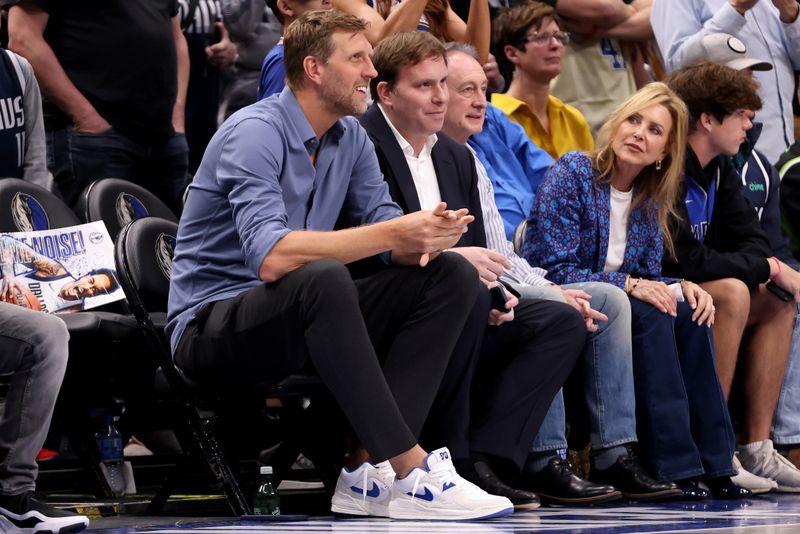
left=46, top=126, right=188, bottom=213
left=629, top=298, right=736, bottom=482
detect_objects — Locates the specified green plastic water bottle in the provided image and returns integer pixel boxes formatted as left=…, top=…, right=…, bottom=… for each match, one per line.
left=253, top=465, right=281, bottom=515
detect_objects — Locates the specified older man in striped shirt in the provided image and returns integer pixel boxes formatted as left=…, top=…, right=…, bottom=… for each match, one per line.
left=441, top=42, right=683, bottom=505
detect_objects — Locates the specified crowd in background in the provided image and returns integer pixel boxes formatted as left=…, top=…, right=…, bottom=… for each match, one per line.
left=1, top=0, right=800, bottom=531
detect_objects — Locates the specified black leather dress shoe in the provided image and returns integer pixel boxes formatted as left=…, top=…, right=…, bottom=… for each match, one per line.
left=591, top=454, right=683, bottom=502
left=470, top=461, right=541, bottom=511
left=519, top=457, right=621, bottom=506
left=706, top=476, right=752, bottom=500
left=677, top=480, right=711, bottom=500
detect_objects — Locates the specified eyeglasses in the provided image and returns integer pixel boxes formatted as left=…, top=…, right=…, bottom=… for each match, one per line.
left=519, top=30, right=570, bottom=47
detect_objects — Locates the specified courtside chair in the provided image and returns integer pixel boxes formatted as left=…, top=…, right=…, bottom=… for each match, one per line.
left=114, top=217, right=332, bottom=516
left=0, top=177, right=141, bottom=499
left=76, top=178, right=178, bottom=242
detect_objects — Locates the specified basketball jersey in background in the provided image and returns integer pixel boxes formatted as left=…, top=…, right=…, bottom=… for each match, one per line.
left=0, top=49, right=28, bottom=178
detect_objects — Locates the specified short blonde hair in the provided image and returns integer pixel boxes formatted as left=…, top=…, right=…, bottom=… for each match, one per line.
left=283, top=10, right=368, bottom=90
left=593, top=82, right=688, bottom=257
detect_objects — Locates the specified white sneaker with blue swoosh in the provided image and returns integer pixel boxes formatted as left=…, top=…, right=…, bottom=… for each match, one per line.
left=388, top=447, right=514, bottom=520
left=331, top=460, right=395, bottom=517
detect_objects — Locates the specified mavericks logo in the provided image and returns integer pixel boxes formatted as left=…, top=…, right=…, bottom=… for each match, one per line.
left=11, top=193, right=49, bottom=231
left=115, top=193, right=150, bottom=226
left=155, top=233, right=177, bottom=280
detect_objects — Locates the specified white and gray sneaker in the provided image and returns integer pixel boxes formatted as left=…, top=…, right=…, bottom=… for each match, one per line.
left=738, top=440, right=800, bottom=493
left=0, top=492, right=89, bottom=533
left=732, top=452, right=777, bottom=494
left=331, top=461, right=395, bottom=517
left=388, top=447, right=513, bottom=520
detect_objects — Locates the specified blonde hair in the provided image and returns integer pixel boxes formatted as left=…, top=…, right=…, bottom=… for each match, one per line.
left=283, top=10, right=368, bottom=90
left=593, top=82, right=688, bottom=257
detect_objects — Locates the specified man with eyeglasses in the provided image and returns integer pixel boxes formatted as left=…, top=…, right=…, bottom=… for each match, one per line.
left=490, top=1, right=593, bottom=161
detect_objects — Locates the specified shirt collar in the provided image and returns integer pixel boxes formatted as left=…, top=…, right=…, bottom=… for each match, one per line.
left=377, top=103, right=438, bottom=159
left=279, top=86, right=346, bottom=156
left=491, top=92, right=528, bottom=115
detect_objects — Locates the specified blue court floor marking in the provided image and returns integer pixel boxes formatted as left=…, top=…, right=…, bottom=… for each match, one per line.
left=88, top=496, right=800, bottom=533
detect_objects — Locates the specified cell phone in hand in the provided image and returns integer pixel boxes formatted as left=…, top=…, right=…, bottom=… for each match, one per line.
left=766, top=280, right=794, bottom=302
left=490, top=284, right=509, bottom=311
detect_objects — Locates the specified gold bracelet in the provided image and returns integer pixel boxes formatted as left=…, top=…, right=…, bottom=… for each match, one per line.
left=626, top=277, right=642, bottom=295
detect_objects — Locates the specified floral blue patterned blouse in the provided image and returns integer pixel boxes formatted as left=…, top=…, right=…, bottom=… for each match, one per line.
left=522, top=151, right=678, bottom=288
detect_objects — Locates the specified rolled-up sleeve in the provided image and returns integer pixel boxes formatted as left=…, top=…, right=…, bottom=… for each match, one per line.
left=215, top=117, right=293, bottom=276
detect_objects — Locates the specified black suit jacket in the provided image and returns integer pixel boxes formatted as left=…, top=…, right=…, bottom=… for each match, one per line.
left=359, top=104, right=486, bottom=248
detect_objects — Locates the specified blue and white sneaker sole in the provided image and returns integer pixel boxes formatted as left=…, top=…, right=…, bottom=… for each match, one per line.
left=387, top=502, right=514, bottom=521
left=331, top=494, right=390, bottom=518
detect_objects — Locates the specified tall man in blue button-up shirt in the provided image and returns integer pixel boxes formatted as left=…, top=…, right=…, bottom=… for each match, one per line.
left=167, top=9, right=514, bottom=522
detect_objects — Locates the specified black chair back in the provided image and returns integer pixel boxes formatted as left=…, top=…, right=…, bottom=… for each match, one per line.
left=77, top=178, right=178, bottom=242
left=114, top=217, right=176, bottom=317
left=0, top=178, right=80, bottom=231
left=114, top=217, right=252, bottom=515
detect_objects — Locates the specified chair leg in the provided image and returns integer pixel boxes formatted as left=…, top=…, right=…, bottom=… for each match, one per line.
left=184, top=405, right=251, bottom=516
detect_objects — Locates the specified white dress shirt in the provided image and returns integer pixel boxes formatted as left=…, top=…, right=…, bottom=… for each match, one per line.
left=378, top=104, right=442, bottom=210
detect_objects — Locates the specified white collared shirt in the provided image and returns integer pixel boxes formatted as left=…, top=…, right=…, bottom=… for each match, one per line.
left=378, top=104, right=442, bottom=210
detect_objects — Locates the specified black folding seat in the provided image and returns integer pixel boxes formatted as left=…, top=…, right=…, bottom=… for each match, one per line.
left=76, top=178, right=178, bottom=242
left=0, top=177, right=141, bottom=497
left=114, top=217, right=329, bottom=515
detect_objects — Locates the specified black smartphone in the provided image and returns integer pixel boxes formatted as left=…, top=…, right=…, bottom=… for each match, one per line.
left=766, top=280, right=794, bottom=302
left=490, top=284, right=509, bottom=311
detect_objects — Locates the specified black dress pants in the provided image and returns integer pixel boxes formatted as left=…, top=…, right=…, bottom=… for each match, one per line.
left=174, top=254, right=481, bottom=461
left=420, top=289, right=586, bottom=469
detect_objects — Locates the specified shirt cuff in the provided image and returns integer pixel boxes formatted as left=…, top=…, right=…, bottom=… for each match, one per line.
left=711, top=2, right=748, bottom=32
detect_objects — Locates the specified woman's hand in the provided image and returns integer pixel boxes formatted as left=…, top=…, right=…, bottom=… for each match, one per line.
left=630, top=278, right=677, bottom=316
left=680, top=280, right=715, bottom=327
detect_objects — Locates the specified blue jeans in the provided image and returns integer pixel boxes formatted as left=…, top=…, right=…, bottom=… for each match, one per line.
left=517, top=282, right=637, bottom=452
left=772, top=304, right=800, bottom=445
left=46, top=126, right=188, bottom=212
left=629, top=298, right=735, bottom=481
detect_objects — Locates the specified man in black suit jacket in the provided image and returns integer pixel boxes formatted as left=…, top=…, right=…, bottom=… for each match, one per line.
left=359, top=30, right=587, bottom=510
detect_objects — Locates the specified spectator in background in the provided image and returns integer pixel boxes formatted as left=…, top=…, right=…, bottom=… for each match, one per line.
left=180, top=0, right=239, bottom=174
left=257, top=0, right=332, bottom=100
left=652, top=0, right=800, bottom=163
left=492, top=1, right=593, bottom=160
left=219, top=1, right=282, bottom=117
left=547, top=0, right=655, bottom=137
left=4, top=0, right=190, bottom=213
left=664, top=62, right=800, bottom=492
left=778, top=142, right=800, bottom=262
left=0, top=302, right=89, bottom=533
left=0, top=16, right=45, bottom=187
left=333, top=0, right=491, bottom=63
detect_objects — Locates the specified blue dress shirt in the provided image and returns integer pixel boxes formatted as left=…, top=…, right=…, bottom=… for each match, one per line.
left=468, top=104, right=554, bottom=240
left=167, top=87, right=402, bottom=352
